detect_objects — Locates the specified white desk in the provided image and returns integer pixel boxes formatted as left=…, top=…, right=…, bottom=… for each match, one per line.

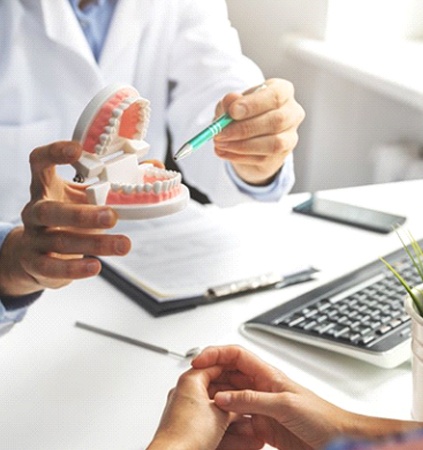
left=1, top=180, right=422, bottom=450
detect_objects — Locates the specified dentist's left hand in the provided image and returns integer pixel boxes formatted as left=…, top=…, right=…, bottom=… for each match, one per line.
left=0, top=141, right=131, bottom=297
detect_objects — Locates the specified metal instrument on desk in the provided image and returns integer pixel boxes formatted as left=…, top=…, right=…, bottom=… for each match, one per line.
left=75, top=322, right=201, bottom=359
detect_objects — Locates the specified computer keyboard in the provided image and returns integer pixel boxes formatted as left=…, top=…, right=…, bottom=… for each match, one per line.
left=241, top=240, right=423, bottom=368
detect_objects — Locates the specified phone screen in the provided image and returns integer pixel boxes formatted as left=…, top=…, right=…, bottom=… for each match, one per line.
left=292, top=196, right=406, bottom=233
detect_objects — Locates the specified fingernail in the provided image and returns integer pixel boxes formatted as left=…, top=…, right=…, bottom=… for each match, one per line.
left=232, top=103, right=247, bottom=119
left=114, top=238, right=129, bottom=255
left=86, top=261, right=99, bottom=275
left=63, top=145, right=77, bottom=158
left=215, top=392, right=231, bottom=405
left=99, top=210, right=115, bottom=227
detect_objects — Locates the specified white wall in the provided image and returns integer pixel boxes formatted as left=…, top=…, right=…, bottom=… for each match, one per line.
left=226, top=0, right=423, bottom=193
left=226, top=0, right=328, bottom=76
left=298, top=72, right=423, bottom=191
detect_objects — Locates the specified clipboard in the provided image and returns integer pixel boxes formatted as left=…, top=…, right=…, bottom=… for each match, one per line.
left=100, top=259, right=204, bottom=316
left=100, top=259, right=317, bottom=316
left=99, top=201, right=317, bottom=316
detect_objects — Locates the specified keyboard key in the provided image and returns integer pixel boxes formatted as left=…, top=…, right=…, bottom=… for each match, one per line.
left=302, top=308, right=318, bottom=318
left=360, top=334, right=376, bottom=345
left=389, top=319, right=402, bottom=328
left=378, top=325, right=392, bottom=335
left=325, top=325, right=350, bottom=338
left=316, top=300, right=331, bottom=312
left=302, top=320, right=318, bottom=330
left=288, top=315, right=306, bottom=327
left=316, top=323, right=335, bottom=334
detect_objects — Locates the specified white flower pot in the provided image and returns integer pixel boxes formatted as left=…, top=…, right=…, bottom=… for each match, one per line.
left=404, top=287, right=423, bottom=421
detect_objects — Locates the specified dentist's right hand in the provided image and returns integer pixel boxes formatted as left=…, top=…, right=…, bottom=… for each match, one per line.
left=0, top=141, right=131, bottom=297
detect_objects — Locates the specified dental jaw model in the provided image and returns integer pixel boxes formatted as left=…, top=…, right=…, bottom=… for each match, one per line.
left=72, top=84, right=189, bottom=219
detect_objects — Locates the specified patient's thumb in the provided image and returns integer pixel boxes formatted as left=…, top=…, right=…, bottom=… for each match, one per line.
left=214, top=390, right=277, bottom=417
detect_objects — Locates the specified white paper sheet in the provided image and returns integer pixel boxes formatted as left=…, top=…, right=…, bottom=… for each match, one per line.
left=102, top=200, right=312, bottom=302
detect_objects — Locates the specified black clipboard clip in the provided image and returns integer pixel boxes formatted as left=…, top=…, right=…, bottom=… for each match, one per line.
left=206, top=267, right=318, bottom=299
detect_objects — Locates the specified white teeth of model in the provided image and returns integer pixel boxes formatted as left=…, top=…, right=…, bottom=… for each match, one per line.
left=144, top=183, right=152, bottom=193
left=122, top=184, right=133, bottom=194
left=163, top=180, right=170, bottom=192
left=109, top=118, right=118, bottom=126
left=140, top=122, right=148, bottom=138
left=104, top=126, right=113, bottom=134
left=99, top=133, right=109, bottom=144
left=135, top=184, right=143, bottom=193
left=112, top=108, right=122, bottom=118
left=153, top=181, right=162, bottom=194
left=95, top=144, right=103, bottom=154
left=111, top=183, right=121, bottom=192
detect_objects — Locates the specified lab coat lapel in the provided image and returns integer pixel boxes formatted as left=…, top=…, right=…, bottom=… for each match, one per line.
left=40, top=0, right=97, bottom=67
left=99, top=0, right=153, bottom=81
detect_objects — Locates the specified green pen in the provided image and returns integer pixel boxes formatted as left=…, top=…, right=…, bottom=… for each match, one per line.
left=174, top=113, right=233, bottom=161
left=173, top=83, right=267, bottom=161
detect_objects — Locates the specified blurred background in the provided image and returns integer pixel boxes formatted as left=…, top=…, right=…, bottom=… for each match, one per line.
left=226, top=0, right=423, bottom=193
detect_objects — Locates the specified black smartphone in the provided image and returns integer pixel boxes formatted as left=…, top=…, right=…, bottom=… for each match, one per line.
left=292, top=195, right=406, bottom=234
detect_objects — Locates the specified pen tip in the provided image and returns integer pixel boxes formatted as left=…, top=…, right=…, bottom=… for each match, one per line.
left=174, top=143, right=193, bottom=161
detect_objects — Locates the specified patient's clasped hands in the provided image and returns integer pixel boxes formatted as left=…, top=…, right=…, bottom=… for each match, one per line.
left=148, top=345, right=420, bottom=450
left=148, top=345, right=346, bottom=450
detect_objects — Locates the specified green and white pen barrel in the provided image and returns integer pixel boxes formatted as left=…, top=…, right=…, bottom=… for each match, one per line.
left=189, top=113, right=233, bottom=150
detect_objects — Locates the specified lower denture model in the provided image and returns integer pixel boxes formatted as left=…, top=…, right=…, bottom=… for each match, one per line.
left=72, top=84, right=189, bottom=219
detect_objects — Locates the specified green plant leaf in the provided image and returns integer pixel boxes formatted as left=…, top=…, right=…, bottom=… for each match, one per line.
left=414, top=287, right=423, bottom=317
left=380, top=228, right=423, bottom=318
left=408, top=230, right=423, bottom=281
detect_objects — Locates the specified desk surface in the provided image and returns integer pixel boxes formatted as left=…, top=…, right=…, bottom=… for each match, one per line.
left=1, top=180, right=422, bottom=450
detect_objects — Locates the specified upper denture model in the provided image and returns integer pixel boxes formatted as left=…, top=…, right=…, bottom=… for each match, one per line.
left=72, top=84, right=189, bottom=219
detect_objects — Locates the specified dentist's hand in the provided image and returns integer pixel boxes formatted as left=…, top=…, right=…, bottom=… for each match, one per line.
left=0, top=141, right=131, bottom=297
left=213, top=78, right=305, bottom=186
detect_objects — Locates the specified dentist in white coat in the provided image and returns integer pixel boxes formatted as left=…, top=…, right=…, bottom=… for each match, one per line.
left=0, top=0, right=304, bottom=324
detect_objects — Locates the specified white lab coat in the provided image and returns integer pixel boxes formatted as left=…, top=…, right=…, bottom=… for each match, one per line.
left=0, top=0, right=289, bottom=221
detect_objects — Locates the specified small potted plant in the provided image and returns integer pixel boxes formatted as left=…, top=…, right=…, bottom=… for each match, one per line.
left=381, top=232, right=423, bottom=420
